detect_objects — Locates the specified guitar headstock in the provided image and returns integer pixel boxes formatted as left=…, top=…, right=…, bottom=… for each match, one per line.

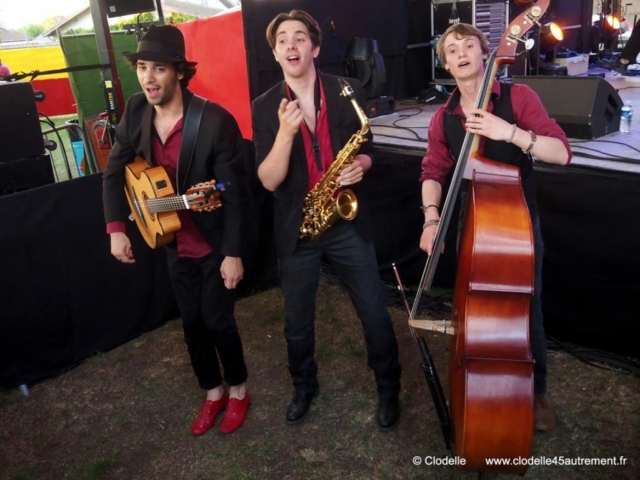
left=495, top=0, right=551, bottom=63
left=186, top=180, right=224, bottom=212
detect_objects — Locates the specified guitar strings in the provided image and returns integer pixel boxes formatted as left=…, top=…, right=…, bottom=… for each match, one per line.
left=136, top=193, right=217, bottom=214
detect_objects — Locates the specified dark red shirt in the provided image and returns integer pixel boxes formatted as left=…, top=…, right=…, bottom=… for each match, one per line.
left=288, top=78, right=334, bottom=191
left=107, top=118, right=211, bottom=258
left=420, top=80, right=572, bottom=184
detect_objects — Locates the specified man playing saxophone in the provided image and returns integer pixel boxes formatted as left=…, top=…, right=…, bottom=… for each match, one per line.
left=252, top=9, right=402, bottom=429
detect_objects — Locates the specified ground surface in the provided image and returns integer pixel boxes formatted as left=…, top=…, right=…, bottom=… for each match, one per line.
left=1, top=282, right=638, bottom=480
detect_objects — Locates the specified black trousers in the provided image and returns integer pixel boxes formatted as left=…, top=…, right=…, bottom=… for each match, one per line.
left=166, top=248, right=248, bottom=390
left=279, top=221, right=402, bottom=398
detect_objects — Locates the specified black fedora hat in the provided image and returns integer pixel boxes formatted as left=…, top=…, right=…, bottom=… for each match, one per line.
left=123, top=25, right=197, bottom=65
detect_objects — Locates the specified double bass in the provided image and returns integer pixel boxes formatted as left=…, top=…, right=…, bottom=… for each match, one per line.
left=406, top=0, right=551, bottom=474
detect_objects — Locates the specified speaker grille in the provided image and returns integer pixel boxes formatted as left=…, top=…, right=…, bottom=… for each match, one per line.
left=512, top=76, right=623, bottom=139
left=0, top=83, right=45, bottom=163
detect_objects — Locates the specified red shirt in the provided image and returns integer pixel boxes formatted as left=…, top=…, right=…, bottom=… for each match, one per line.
left=287, top=78, right=334, bottom=191
left=420, top=80, right=572, bottom=184
left=107, top=118, right=212, bottom=258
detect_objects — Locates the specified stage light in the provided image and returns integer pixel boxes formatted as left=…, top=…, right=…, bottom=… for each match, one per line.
left=539, top=22, right=563, bottom=55
left=548, top=23, right=564, bottom=43
left=343, top=37, right=386, bottom=99
left=602, top=15, right=621, bottom=53
left=533, top=23, right=564, bottom=76
left=606, top=15, right=621, bottom=30
left=589, top=13, right=621, bottom=56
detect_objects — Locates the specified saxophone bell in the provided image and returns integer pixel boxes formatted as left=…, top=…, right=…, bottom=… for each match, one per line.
left=336, top=189, right=358, bottom=221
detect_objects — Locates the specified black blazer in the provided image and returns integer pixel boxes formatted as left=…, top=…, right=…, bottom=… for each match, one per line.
left=251, top=73, right=374, bottom=255
left=103, top=89, right=246, bottom=257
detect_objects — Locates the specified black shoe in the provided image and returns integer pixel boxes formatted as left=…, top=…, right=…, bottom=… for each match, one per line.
left=610, top=59, right=628, bottom=74
left=286, top=390, right=318, bottom=424
left=376, top=396, right=400, bottom=430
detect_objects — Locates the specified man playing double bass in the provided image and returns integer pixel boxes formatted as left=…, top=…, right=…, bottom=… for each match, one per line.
left=419, top=23, right=571, bottom=432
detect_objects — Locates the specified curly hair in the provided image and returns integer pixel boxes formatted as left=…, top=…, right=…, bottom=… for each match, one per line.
left=175, top=62, right=197, bottom=88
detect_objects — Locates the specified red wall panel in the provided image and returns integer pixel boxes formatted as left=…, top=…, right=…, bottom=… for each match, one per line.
left=177, top=10, right=252, bottom=139
left=31, top=78, right=77, bottom=117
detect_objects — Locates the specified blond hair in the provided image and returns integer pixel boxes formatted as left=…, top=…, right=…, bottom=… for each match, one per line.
left=436, top=23, right=489, bottom=67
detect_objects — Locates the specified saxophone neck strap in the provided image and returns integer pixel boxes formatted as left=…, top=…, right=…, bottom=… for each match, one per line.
left=286, top=75, right=323, bottom=171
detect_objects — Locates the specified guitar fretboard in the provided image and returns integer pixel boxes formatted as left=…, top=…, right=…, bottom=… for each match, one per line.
left=136, top=196, right=190, bottom=214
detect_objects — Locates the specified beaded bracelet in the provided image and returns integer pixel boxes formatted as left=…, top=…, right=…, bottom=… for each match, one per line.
left=507, top=124, right=517, bottom=144
left=422, top=219, right=440, bottom=230
left=420, top=204, right=439, bottom=213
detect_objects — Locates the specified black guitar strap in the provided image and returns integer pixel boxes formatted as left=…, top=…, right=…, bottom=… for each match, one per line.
left=177, top=94, right=207, bottom=192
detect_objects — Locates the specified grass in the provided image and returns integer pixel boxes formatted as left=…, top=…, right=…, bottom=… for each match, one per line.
left=0, top=281, right=638, bottom=480
left=40, top=114, right=84, bottom=182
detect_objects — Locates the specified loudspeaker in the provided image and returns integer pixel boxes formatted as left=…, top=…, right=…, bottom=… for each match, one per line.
left=0, top=155, right=55, bottom=196
left=103, top=0, right=156, bottom=18
left=365, top=96, right=396, bottom=118
left=0, top=82, right=45, bottom=163
left=512, top=76, right=623, bottom=139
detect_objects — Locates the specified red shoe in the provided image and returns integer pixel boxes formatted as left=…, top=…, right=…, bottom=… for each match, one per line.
left=191, top=394, right=228, bottom=435
left=219, top=393, right=250, bottom=434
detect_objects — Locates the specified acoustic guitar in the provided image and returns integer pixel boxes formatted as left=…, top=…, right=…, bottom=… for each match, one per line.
left=124, top=158, right=224, bottom=249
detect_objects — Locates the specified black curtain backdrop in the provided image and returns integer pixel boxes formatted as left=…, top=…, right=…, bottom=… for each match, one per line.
left=2, top=148, right=638, bottom=387
left=241, top=0, right=410, bottom=101
left=242, top=1, right=596, bottom=102
left=363, top=147, right=458, bottom=288
left=365, top=150, right=640, bottom=360
left=0, top=140, right=278, bottom=388
left=0, top=174, right=178, bottom=388
left=535, top=163, right=640, bottom=358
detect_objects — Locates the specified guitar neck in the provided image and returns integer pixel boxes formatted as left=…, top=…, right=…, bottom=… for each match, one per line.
left=138, top=195, right=191, bottom=214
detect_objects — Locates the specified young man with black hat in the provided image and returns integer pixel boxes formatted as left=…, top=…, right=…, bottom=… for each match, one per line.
left=251, top=10, right=402, bottom=430
left=103, top=25, right=250, bottom=435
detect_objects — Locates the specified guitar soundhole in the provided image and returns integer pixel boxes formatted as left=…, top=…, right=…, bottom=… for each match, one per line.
left=142, top=192, right=155, bottom=221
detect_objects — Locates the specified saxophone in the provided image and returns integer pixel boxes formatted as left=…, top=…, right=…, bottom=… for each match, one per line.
left=299, top=78, right=370, bottom=241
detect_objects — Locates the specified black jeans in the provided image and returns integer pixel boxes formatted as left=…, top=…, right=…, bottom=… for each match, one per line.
left=530, top=215, right=547, bottom=395
left=279, top=221, right=402, bottom=398
left=166, top=249, right=248, bottom=390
